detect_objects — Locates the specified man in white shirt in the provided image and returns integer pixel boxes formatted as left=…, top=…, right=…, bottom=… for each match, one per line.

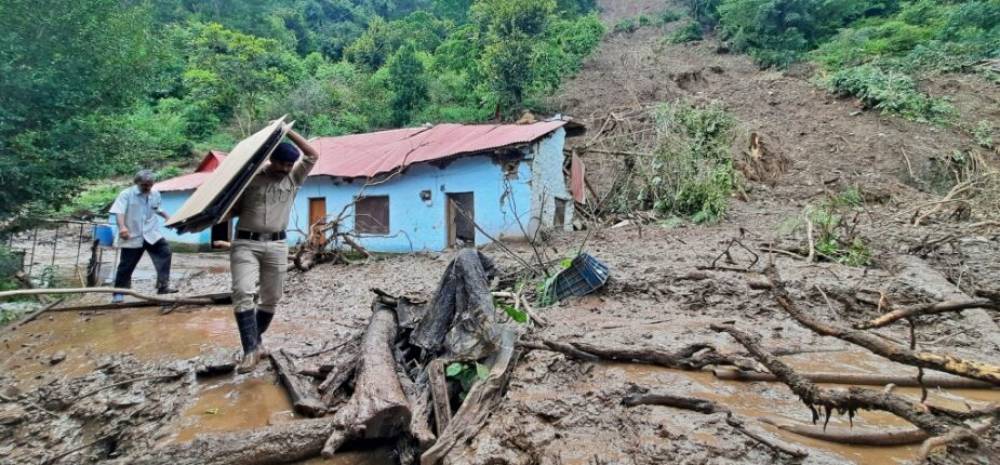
left=109, top=170, right=177, bottom=303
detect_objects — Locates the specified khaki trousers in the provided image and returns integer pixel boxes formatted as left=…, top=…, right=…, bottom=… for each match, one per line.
left=230, top=239, right=288, bottom=313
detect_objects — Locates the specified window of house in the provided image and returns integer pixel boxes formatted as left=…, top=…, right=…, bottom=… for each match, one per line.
left=355, top=196, right=389, bottom=235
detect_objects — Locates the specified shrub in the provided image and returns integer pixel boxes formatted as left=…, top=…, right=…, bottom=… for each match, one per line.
left=613, top=18, right=638, bottom=34
left=609, top=102, right=739, bottom=223
left=660, top=9, right=684, bottom=24
left=826, top=64, right=954, bottom=123
left=670, top=21, right=703, bottom=43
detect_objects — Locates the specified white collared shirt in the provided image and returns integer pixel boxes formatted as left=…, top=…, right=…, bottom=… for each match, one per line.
left=110, top=186, right=164, bottom=248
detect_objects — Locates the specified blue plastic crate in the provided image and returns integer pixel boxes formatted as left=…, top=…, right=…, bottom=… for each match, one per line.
left=546, top=253, right=610, bottom=302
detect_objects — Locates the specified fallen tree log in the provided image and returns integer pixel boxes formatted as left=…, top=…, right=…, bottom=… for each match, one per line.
left=857, top=298, right=1000, bottom=330
left=765, top=266, right=1000, bottom=386
left=321, top=301, right=411, bottom=457
left=271, top=349, right=326, bottom=417
left=50, top=292, right=232, bottom=313
left=710, top=323, right=962, bottom=436
left=712, top=368, right=996, bottom=389
left=125, top=418, right=334, bottom=465
left=421, top=328, right=519, bottom=465
left=623, top=392, right=808, bottom=458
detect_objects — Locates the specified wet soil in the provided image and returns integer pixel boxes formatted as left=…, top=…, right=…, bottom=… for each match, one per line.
left=3, top=0, right=1000, bottom=463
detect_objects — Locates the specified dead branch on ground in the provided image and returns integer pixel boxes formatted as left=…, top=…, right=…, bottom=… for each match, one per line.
left=623, top=391, right=808, bottom=458
left=764, top=267, right=1000, bottom=386
left=856, top=298, right=1000, bottom=329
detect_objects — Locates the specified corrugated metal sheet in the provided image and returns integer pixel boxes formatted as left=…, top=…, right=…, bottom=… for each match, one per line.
left=311, top=121, right=567, bottom=178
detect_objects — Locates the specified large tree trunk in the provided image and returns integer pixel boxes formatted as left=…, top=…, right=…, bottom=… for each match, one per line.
left=322, top=301, right=412, bottom=457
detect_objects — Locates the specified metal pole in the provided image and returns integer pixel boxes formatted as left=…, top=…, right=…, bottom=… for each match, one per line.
left=74, top=223, right=84, bottom=272
left=50, top=223, right=59, bottom=269
left=26, top=227, right=38, bottom=278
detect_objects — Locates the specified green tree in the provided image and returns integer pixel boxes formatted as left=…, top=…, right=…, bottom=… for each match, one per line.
left=472, top=0, right=557, bottom=115
left=179, top=22, right=305, bottom=135
left=0, top=0, right=164, bottom=222
left=387, top=43, right=430, bottom=125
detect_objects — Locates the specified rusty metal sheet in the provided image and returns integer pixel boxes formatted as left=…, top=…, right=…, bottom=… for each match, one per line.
left=570, top=152, right=586, bottom=204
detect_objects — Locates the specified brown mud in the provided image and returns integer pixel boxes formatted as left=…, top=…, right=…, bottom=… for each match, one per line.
left=3, top=0, right=1000, bottom=464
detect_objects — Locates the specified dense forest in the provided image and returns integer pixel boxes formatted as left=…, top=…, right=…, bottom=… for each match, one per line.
left=0, top=0, right=604, bottom=223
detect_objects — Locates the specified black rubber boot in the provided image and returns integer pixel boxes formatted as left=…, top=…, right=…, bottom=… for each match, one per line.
left=256, top=310, right=274, bottom=356
left=235, top=310, right=259, bottom=373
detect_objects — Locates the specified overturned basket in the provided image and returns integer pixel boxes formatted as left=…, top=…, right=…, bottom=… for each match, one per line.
left=544, top=253, right=610, bottom=303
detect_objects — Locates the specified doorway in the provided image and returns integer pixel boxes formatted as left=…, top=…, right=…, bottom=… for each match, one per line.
left=446, top=192, right=475, bottom=248
left=309, top=197, right=327, bottom=246
left=211, top=219, right=231, bottom=248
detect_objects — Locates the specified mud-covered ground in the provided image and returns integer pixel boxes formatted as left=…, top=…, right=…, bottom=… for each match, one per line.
left=3, top=0, right=1000, bottom=463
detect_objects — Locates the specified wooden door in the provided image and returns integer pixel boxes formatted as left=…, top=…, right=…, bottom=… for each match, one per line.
left=309, top=198, right=327, bottom=246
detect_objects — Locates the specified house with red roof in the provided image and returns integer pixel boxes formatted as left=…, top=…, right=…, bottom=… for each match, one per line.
left=155, top=119, right=577, bottom=252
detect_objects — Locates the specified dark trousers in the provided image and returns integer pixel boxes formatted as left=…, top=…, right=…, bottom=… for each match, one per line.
left=114, top=239, right=172, bottom=290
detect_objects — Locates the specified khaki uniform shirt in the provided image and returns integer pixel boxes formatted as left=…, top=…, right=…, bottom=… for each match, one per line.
left=233, top=152, right=317, bottom=233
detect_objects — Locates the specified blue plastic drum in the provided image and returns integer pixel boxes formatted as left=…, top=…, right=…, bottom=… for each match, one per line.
left=94, top=225, right=115, bottom=247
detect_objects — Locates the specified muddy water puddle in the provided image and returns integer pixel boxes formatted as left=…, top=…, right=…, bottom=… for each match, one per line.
left=605, top=361, right=1000, bottom=465
left=169, top=374, right=296, bottom=443
left=1, top=305, right=238, bottom=390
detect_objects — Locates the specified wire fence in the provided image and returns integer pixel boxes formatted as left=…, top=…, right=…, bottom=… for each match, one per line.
left=4, top=220, right=117, bottom=287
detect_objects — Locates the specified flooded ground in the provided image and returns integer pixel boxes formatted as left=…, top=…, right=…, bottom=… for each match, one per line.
left=2, top=283, right=997, bottom=465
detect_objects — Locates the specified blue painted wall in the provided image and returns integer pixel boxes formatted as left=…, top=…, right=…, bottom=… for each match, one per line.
left=156, top=128, right=571, bottom=253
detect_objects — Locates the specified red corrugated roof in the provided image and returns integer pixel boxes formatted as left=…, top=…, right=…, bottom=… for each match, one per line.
left=156, top=151, right=227, bottom=192
left=312, top=121, right=566, bottom=178
left=154, top=121, right=566, bottom=191
left=156, top=172, right=213, bottom=192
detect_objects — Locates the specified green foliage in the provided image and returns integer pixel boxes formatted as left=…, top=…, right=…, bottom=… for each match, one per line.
left=780, top=188, right=871, bottom=267
left=681, top=0, right=724, bottom=28
left=0, top=0, right=165, bottom=221
left=614, top=18, right=640, bottom=34
left=660, top=10, right=684, bottom=24
left=0, top=245, right=23, bottom=293
left=826, top=64, right=955, bottom=123
left=58, top=184, right=126, bottom=218
left=387, top=44, right=430, bottom=126
left=670, top=22, right=704, bottom=43
left=813, top=0, right=999, bottom=73
left=445, top=361, right=489, bottom=397
left=715, top=0, right=876, bottom=67
left=0, top=0, right=603, bottom=225
left=972, top=120, right=995, bottom=149
left=610, top=102, right=738, bottom=223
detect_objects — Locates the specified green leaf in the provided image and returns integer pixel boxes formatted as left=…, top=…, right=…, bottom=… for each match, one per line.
left=445, top=362, right=465, bottom=377
left=502, top=304, right=529, bottom=323
left=475, top=362, right=490, bottom=380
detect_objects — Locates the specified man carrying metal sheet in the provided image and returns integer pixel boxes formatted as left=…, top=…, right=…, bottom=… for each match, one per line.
left=230, top=125, right=318, bottom=373
left=109, top=170, right=177, bottom=303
